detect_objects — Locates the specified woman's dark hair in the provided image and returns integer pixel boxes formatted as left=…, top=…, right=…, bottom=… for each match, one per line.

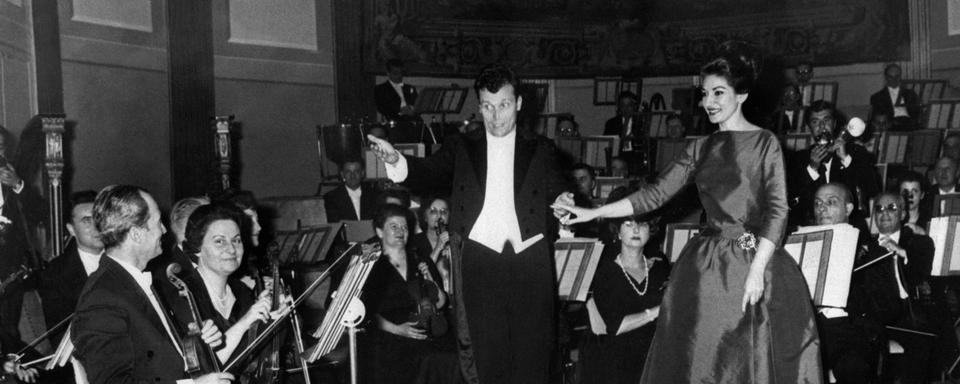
left=700, top=40, right=761, bottom=94
left=373, top=203, right=413, bottom=232
left=417, top=196, right=449, bottom=229
left=183, top=202, right=246, bottom=255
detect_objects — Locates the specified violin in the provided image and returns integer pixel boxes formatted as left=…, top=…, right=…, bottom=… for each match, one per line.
left=166, top=263, right=221, bottom=378
left=252, top=243, right=283, bottom=383
left=412, top=253, right=447, bottom=338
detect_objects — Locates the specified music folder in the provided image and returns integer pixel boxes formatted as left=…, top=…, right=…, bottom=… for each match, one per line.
left=554, top=238, right=604, bottom=302
left=663, top=223, right=701, bottom=263
left=783, top=224, right=859, bottom=308
left=928, top=216, right=960, bottom=276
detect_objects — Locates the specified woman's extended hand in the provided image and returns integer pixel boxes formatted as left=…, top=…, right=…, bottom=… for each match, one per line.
left=741, top=267, right=765, bottom=312
left=550, top=202, right=600, bottom=225
left=241, top=293, right=272, bottom=326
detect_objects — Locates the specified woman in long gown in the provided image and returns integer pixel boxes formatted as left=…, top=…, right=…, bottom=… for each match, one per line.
left=555, top=44, right=822, bottom=383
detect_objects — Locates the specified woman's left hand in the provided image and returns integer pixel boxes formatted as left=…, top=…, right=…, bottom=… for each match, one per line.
left=741, top=267, right=765, bottom=312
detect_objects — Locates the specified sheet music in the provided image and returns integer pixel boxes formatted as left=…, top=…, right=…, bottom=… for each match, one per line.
left=554, top=238, right=603, bottom=302
left=785, top=224, right=858, bottom=307
left=928, top=216, right=960, bottom=276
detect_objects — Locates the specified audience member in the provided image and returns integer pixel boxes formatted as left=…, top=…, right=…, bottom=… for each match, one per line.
left=869, top=63, right=922, bottom=131
left=899, top=172, right=931, bottom=235
left=72, top=185, right=232, bottom=384
left=321, top=159, right=377, bottom=223
left=810, top=183, right=885, bottom=384
left=788, top=100, right=879, bottom=230
left=579, top=214, right=669, bottom=384
left=609, top=157, right=629, bottom=178
left=360, top=204, right=458, bottom=384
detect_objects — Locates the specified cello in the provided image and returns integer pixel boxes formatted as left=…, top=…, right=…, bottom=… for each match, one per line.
left=166, top=263, right=222, bottom=378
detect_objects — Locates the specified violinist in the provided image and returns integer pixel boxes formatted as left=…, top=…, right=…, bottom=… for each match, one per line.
left=410, top=196, right=452, bottom=293
left=72, top=185, right=233, bottom=384
left=360, top=204, right=460, bottom=384
left=158, top=203, right=274, bottom=365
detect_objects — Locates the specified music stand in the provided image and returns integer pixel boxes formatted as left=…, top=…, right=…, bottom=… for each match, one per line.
left=341, top=220, right=375, bottom=243
left=414, top=87, right=470, bottom=135
left=933, top=194, right=960, bottom=217
left=554, top=238, right=604, bottom=302
left=783, top=224, right=859, bottom=307
left=274, top=223, right=343, bottom=265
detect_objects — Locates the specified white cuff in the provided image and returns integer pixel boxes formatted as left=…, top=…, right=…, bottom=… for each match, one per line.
left=384, top=154, right=409, bottom=182
left=12, top=180, right=23, bottom=194
left=806, top=165, right=820, bottom=181
left=840, top=155, right=852, bottom=168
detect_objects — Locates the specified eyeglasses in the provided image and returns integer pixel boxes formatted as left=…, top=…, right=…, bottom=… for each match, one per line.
left=874, top=203, right=901, bottom=213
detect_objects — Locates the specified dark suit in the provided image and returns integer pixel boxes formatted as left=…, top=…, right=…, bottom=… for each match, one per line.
left=400, top=128, right=565, bottom=384
left=38, top=242, right=89, bottom=344
left=374, top=81, right=418, bottom=121
left=788, top=143, right=880, bottom=228
left=321, top=184, right=377, bottom=223
left=602, top=115, right=636, bottom=137
left=0, top=183, right=39, bottom=350
left=72, top=257, right=188, bottom=384
left=869, top=87, right=922, bottom=131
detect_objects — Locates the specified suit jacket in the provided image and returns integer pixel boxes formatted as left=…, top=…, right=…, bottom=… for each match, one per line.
left=374, top=81, right=418, bottom=121
left=402, top=128, right=566, bottom=247
left=38, top=241, right=89, bottom=344
left=850, top=227, right=933, bottom=324
left=788, top=143, right=880, bottom=226
left=869, top=87, right=922, bottom=130
left=603, top=115, right=636, bottom=137
left=322, top=184, right=377, bottom=223
left=0, top=184, right=39, bottom=275
left=72, top=256, right=187, bottom=384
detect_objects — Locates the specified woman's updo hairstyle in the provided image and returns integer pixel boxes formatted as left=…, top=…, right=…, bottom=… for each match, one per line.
left=700, top=40, right=761, bottom=95
left=183, top=202, right=246, bottom=255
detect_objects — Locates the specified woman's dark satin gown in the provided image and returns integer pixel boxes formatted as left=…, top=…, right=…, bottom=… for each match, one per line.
left=632, top=130, right=822, bottom=384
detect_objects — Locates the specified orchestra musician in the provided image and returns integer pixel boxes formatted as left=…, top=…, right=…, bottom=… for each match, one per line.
left=360, top=204, right=459, bottom=384
left=156, top=202, right=274, bottom=366
left=410, top=196, right=452, bottom=293
left=71, top=185, right=233, bottom=384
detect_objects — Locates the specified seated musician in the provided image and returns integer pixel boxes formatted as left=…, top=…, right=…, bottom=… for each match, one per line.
left=868, top=192, right=939, bottom=383
left=899, top=172, right=932, bottom=235
left=579, top=213, right=669, bottom=384
left=360, top=204, right=459, bottom=384
left=410, top=196, right=452, bottom=294
left=320, top=158, right=377, bottom=223
left=766, top=84, right=805, bottom=134
left=569, top=163, right=601, bottom=238
left=72, top=185, right=232, bottom=384
left=148, top=196, right=210, bottom=274
left=810, top=183, right=888, bottom=384
left=216, top=189, right=265, bottom=288
left=159, top=202, right=274, bottom=365
left=1, top=354, right=37, bottom=383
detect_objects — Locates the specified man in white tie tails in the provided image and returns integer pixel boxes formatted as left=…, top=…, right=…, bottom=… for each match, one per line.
left=369, top=63, right=569, bottom=384
left=72, top=185, right=233, bottom=384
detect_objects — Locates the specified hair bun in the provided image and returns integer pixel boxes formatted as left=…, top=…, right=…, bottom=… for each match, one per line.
left=717, top=40, right=761, bottom=82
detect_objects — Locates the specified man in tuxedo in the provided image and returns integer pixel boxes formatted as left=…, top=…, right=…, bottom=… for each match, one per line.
left=72, top=185, right=232, bottom=384
left=869, top=192, right=937, bottom=383
left=39, top=191, right=103, bottom=344
left=374, top=59, right=420, bottom=142
left=929, top=156, right=959, bottom=196
left=368, top=64, right=567, bottom=384
left=603, top=91, right=640, bottom=137
left=321, top=159, right=376, bottom=223
left=811, top=183, right=890, bottom=384
left=0, top=126, right=40, bottom=351
left=789, top=100, right=879, bottom=230
left=869, top=63, right=922, bottom=131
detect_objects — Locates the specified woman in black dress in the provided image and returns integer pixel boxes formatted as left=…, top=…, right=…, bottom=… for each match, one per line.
left=580, top=215, right=669, bottom=384
left=361, top=204, right=459, bottom=384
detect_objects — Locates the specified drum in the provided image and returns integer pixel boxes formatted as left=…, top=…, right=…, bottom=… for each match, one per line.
left=319, top=123, right=366, bottom=165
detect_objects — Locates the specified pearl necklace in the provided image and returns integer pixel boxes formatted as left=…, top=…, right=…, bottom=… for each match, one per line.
left=618, top=253, right=649, bottom=297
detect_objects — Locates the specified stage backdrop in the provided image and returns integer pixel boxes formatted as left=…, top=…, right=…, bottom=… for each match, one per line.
left=363, top=0, right=910, bottom=78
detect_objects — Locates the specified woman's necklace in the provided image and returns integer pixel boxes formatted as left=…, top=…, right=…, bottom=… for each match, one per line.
left=198, top=267, right=233, bottom=316
left=618, top=253, right=649, bottom=297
